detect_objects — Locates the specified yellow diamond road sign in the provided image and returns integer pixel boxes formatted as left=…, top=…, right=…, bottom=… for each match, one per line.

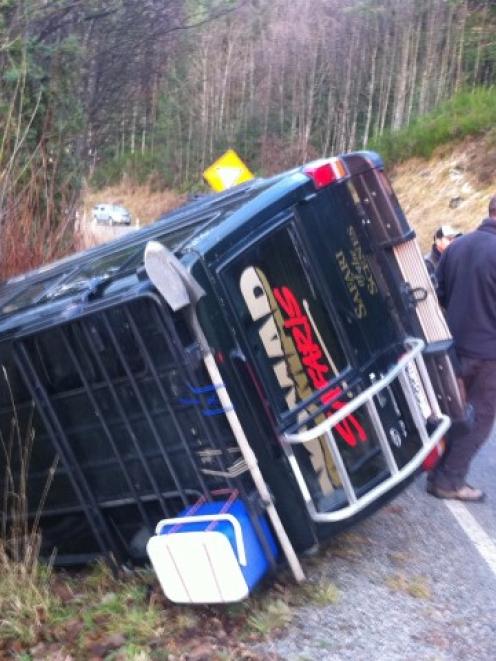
left=203, top=149, right=254, bottom=192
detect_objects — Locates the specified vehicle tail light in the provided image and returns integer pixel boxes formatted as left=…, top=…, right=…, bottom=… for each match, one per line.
left=303, top=158, right=347, bottom=189
left=422, top=438, right=446, bottom=471
left=214, top=350, right=226, bottom=364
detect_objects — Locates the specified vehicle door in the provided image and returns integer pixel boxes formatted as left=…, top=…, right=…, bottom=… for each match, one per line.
left=218, top=210, right=424, bottom=516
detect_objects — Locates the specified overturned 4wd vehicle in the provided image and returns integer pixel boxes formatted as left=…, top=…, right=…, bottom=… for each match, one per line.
left=0, top=152, right=466, bottom=602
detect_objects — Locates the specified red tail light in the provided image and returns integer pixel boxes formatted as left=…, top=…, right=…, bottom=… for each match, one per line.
left=214, top=350, right=226, bottom=364
left=303, top=158, right=347, bottom=189
left=422, top=438, right=446, bottom=471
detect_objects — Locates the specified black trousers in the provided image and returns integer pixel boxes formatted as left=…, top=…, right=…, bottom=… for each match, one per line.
left=430, top=355, right=496, bottom=490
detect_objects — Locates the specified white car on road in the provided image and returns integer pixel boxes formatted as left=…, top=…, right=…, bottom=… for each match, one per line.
left=92, top=203, right=132, bottom=226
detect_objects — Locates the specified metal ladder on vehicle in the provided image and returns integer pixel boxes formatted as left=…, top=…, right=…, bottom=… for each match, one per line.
left=281, top=338, right=451, bottom=523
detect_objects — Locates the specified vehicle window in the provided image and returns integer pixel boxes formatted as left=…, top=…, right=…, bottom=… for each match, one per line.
left=296, top=182, right=398, bottom=366
left=223, top=220, right=348, bottom=420
left=23, top=306, right=147, bottom=395
left=43, top=246, right=141, bottom=300
left=0, top=273, right=72, bottom=315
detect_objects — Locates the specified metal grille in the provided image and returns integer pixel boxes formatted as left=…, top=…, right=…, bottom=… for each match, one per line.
left=282, top=338, right=450, bottom=523
left=0, top=294, right=273, bottom=567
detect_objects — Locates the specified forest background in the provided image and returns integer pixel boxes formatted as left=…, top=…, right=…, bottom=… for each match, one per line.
left=0, top=0, right=495, bottom=279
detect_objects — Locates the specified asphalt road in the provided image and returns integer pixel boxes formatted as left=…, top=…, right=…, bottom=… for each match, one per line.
left=78, top=217, right=139, bottom=248
left=256, top=433, right=496, bottom=660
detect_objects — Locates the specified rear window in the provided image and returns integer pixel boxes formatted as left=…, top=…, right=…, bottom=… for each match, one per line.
left=223, top=219, right=348, bottom=420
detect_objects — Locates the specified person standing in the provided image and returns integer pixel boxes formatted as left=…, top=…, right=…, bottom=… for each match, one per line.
left=424, top=225, right=461, bottom=278
left=427, top=197, right=496, bottom=501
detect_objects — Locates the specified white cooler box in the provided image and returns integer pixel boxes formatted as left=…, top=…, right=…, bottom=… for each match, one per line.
left=147, top=499, right=279, bottom=604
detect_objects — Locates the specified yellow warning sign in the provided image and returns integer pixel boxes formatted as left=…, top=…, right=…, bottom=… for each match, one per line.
left=203, top=149, right=254, bottom=192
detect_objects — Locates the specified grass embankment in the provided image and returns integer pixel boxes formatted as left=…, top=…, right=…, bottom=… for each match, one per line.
left=368, top=87, right=496, bottom=165
left=0, top=557, right=341, bottom=658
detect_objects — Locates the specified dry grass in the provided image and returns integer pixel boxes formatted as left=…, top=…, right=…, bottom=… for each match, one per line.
left=322, top=530, right=374, bottom=563
left=293, top=580, right=341, bottom=607
left=0, top=192, right=77, bottom=281
left=0, top=367, right=58, bottom=647
left=0, top=57, right=80, bottom=281
left=0, top=563, right=302, bottom=657
left=391, top=133, right=496, bottom=252
left=76, top=180, right=187, bottom=250
left=385, top=573, right=432, bottom=600
left=82, top=178, right=186, bottom=228
left=0, top=555, right=54, bottom=645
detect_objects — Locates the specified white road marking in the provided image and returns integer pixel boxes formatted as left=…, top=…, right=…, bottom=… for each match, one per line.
left=444, top=500, right=496, bottom=577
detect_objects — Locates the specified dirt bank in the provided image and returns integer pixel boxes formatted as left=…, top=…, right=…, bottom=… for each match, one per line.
left=391, top=133, right=496, bottom=251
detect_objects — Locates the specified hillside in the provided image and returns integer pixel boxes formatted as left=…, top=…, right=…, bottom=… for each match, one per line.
left=3, top=1, right=495, bottom=280
left=392, top=132, right=496, bottom=252
left=80, top=132, right=496, bottom=252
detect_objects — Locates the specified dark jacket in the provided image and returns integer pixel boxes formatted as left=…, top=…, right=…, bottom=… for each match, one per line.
left=424, top=244, right=442, bottom=278
left=437, top=218, right=496, bottom=359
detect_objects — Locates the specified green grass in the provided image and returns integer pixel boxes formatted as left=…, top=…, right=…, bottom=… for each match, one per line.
left=367, top=86, right=496, bottom=165
left=291, top=579, right=341, bottom=607
left=0, top=561, right=308, bottom=657
left=246, top=598, right=293, bottom=636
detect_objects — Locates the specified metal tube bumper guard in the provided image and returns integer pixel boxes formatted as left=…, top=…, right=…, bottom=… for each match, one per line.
left=283, top=338, right=451, bottom=523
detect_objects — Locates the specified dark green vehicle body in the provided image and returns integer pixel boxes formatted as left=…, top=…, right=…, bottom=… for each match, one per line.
left=0, top=152, right=461, bottom=565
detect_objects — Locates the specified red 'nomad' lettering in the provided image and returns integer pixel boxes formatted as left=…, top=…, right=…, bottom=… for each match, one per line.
left=274, top=286, right=367, bottom=448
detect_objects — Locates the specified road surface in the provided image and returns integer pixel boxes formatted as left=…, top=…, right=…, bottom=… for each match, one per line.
left=77, top=214, right=139, bottom=248
left=256, top=434, right=496, bottom=660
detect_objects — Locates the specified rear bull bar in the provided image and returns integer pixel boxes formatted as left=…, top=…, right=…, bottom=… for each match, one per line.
left=283, top=338, right=451, bottom=523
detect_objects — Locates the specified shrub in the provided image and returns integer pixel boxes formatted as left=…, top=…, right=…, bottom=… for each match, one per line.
left=368, top=86, right=496, bottom=165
